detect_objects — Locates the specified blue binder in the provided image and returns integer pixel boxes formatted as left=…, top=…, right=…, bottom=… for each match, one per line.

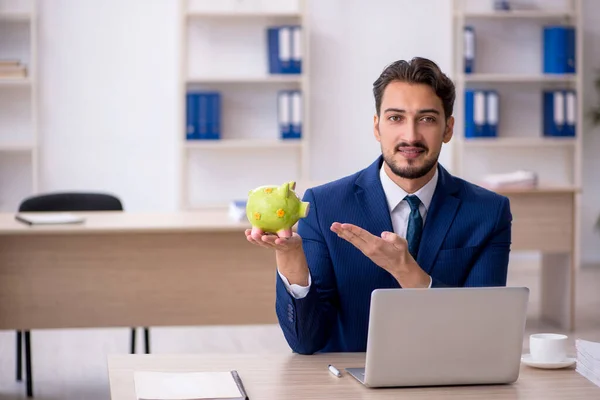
left=465, top=90, right=486, bottom=138
left=289, top=90, right=302, bottom=139
left=207, top=92, right=221, bottom=140
left=464, top=26, right=475, bottom=74
left=565, top=90, right=576, bottom=137
left=278, top=90, right=292, bottom=138
left=291, top=26, right=302, bottom=74
left=268, top=26, right=295, bottom=74
left=185, top=92, right=221, bottom=140
left=185, top=93, right=197, bottom=140
left=485, top=90, right=499, bottom=137
left=543, top=91, right=565, bottom=137
left=543, top=26, right=576, bottom=74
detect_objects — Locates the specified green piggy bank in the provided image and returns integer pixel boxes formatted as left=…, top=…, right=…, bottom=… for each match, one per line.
left=246, top=181, right=310, bottom=237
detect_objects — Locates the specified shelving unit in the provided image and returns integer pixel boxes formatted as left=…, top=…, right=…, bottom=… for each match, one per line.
left=0, top=0, right=38, bottom=212
left=179, top=0, right=308, bottom=209
left=452, top=0, right=583, bottom=330
left=452, top=0, right=582, bottom=190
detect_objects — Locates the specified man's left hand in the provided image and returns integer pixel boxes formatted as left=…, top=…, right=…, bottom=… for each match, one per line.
left=330, top=222, right=431, bottom=288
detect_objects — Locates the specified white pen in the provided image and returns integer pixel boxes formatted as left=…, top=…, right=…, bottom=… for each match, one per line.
left=328, top=364, right=341, bottom=377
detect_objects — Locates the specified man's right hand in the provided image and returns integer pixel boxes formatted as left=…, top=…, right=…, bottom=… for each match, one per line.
left=245, top=227, right=302, bottom=252
left=245, top=227, right=310, bottom=286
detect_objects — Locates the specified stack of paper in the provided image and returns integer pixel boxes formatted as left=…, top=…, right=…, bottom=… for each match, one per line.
left=576, top=339, right=600, bottom=387
left=481, top=170, right=538, bottom=190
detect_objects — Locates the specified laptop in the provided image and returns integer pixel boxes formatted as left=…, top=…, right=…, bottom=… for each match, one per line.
left=346, top=286, right=529, bottom=388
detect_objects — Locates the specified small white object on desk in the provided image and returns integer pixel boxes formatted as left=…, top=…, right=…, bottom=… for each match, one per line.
left=15, top=212, right=85, bottom=225
left=133, top=370, right=247, bottom=400
left=522, top=333, right=575, bottom=369
left=328, top=364, right=341, bottom=377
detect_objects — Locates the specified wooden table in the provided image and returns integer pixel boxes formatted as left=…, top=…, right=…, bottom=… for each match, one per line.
left=0, top=187, right=578, bottom=331
left=107, top=353, right=600, bottom=400
left=496, top=187, right=579, bottom=331
left=0, top=210, right=278, bottom=330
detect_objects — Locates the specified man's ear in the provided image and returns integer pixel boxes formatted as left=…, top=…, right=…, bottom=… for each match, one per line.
left=374, top=113, right=381, bottom=142
left=443, top=116, right=454, bottom=143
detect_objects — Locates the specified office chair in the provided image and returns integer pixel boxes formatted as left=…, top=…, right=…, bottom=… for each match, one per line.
left=16, top=192, right=151, bottom=397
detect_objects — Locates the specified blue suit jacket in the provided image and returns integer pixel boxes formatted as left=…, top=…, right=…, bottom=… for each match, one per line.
left=275, top=156, right=512, bottom=355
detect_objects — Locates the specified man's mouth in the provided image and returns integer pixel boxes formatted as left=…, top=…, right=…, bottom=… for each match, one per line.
left=397, top=146, right=426, bottom=159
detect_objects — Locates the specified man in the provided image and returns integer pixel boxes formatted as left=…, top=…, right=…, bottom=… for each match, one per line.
left=245, top=57, right=512, bottom=355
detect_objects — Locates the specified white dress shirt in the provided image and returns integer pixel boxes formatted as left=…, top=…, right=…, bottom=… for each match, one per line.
left=278, top=164, right=439, bottom=298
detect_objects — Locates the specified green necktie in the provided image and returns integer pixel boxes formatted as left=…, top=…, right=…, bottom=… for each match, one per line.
left=405, top=195, right=423, bottom=259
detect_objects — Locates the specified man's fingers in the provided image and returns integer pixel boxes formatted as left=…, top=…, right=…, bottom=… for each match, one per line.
left=331, top=222, right=371, bottom=253
left=381, top=231, right=407, bottom=250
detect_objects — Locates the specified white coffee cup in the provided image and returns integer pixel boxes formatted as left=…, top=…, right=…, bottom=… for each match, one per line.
left=530, top=333, right=568, bottom=362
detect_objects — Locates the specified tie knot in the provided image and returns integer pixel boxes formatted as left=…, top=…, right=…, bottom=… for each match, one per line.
left=404, top=195, right=421, bottom=211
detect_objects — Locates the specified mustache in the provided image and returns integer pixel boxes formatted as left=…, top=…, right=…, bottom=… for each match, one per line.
left=396, top=142, right=428, bottom=151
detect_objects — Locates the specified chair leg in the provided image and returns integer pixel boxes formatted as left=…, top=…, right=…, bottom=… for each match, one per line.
left=130, top=328, right=136, bottom=354
left=144, top=328, right=150, bottom=354
left=25, top=331, right=33, bottom=398
left=16, top=331, right=22, bottom=382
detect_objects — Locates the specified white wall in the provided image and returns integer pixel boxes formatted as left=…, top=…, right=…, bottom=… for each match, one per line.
left=581, top=0, right=600, bottom=265
left=31, top=0, right=600, bottom=263
left=37, top=0, right=180, bottom=211
left=306, top=0, right=453, bottom=182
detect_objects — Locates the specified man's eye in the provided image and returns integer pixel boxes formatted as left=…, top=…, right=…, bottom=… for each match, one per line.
left=388, top=115, right=401, bottom=122
left=421, top=116, right=436, bottom=123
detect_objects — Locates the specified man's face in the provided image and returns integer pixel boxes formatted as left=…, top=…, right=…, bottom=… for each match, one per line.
left=374, top=81, right=453, bottom=180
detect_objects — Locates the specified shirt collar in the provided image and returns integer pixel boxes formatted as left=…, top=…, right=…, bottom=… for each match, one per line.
left=379, top=162, right=439, bottom=213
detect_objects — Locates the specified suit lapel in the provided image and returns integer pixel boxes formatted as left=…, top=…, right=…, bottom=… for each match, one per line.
left=354, top=156, right=394, bottom=237
left=417, top=165, right=461, bottom=275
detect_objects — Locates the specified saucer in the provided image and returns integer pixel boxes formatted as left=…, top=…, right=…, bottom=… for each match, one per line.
left=521, top=354, right=576, bottom=369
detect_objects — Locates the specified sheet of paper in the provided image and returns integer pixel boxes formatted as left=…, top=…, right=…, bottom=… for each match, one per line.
left=16, top=212, right=85, bottom=225
left=134, top=371, right=242, bottom=400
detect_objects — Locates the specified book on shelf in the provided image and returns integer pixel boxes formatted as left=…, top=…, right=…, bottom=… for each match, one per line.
left=278, top=90, right=302, bottom=139
left=186, top=92, right=221, bottom=140
left=543, top=90, right=576, bottom=137
left=267, top=25, right=302, bottom=74
left=134, top=370, right=249, bottom=400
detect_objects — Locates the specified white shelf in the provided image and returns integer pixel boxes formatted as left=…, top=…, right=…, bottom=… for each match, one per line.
left=458, top=10, right=575, bottom=19
left=0, top=12, right=31, bottom=21
left=186, top=75, right=302, bottom=84
left=461, top=74, right=577, bottom=84
left=0, top=143, right=35, bottom=152
left=184, top=138, right=302, bottom=150
left=463, top=137, right=577, bottom=148
left=186, top=11, right=301, bottom=19
left=0, top=78, right=31, bottom=87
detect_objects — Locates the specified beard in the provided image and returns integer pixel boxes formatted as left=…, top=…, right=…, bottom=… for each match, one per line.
left=383, top=142, right=439, bottom=180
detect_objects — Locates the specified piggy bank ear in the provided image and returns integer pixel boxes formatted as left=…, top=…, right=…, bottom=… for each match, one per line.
left=281, top=182, right=290, bottom=198
left=288, top=181, right=296, bottom=190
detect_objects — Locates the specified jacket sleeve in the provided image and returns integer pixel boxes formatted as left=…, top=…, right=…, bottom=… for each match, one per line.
left=275, top=188, right=340, bottom=354
left=431, top=196, right=512, bottom=288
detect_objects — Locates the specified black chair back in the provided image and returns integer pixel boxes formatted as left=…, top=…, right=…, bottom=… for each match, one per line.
left=19, top=192, right=123, bottom=212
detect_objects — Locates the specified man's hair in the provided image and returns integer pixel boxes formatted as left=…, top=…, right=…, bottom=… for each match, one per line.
left=372, top=57, right=456, bottom=119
